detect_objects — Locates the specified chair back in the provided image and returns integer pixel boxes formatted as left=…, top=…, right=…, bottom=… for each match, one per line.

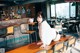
left=7, top=26, right=14, bottom=35
left=53, top=41, right=64, bottom=53
left=68, top=37, right=76, bottom=47
left=0, top=28, right=7, bottom=35
left=20, top=24, right=29, bottom=33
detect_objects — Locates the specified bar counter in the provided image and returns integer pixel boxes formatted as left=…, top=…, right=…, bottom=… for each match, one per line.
left=0, top=18, right=37, bottom=51
left=0, top=18, right=37, bottom=29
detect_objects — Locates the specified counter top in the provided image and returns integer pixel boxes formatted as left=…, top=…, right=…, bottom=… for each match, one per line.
left=0, top=18, right=37, bottom=29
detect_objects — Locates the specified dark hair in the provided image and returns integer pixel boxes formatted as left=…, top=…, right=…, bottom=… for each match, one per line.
left=37, top=11, right=45, bottom=21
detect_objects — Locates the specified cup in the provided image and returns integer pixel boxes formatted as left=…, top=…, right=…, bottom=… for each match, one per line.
left=29, top=18, right=34, bottom=23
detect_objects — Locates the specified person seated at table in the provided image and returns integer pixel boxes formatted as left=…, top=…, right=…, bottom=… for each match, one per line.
left=37, top=11, right=61, bottom=49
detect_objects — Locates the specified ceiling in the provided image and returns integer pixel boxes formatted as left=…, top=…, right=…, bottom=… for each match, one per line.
left=0, top=0, right=47, bottom=6
left=0, top=0, right=78, bottom=7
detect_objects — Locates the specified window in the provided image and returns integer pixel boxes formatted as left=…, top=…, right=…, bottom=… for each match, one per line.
left=56, top=2, right=69, bottom=19
left=51, top=2, right=76, bottom=19
left=70, top=3, right=76, bottom=17
left=51, top=4, right=55, bottom=17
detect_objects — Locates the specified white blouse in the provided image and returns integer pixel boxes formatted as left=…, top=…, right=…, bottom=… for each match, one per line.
left=38, top=20, right=61, bottom=46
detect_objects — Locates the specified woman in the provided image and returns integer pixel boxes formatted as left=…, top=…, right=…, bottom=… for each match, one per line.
left=37, top=11, right=46, bottom=45
left=37, top=11, right=61, bottom=49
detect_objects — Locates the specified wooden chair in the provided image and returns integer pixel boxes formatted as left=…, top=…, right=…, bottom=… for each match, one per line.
left=20, top=24, right=28, bottom=33
left=68, top=37, right=76, bottom=47
left=0, top=28, right=7, bottom=48
left=0, top=26, right=14, bottom=48
left=52, top=41, right=64, bottom=53
left=6, top=26, right=14, bottom=48
left=64, top=36, right=76, bottom=50
left=7, top=26, right=14, bottom=35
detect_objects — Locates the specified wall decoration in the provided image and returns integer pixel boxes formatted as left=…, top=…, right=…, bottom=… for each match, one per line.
left=27, top=8, right=31, bottom=17
left=22, top=7, right=26, bottom=14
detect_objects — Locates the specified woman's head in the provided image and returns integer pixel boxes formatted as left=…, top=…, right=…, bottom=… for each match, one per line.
left=37, top=11, right=45, bottom=23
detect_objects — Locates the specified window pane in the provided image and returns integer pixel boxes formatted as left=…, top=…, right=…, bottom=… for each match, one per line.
left=70, top=3, right=76, bottom=17
left=56, top=3, right=69, bottom=19
left=51, top=4, right=55, bottom=17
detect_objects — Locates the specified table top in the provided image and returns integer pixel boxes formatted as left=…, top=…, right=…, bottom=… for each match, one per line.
left=27, top=22, right=37, bottom=25
left=67, top=20, right=80, bottom=23
left=26, top=30, right=35, bottom=34
left=22, top=30, right=35, bottom=34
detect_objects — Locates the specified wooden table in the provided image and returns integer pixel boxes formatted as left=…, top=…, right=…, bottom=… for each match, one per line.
left=22, top=30, right=37, bottom=43
left=6, top=36, right=72, bottom=53
left=27, top=22, right=37, bottom=26
left=27, top=22, right=37, bottom=30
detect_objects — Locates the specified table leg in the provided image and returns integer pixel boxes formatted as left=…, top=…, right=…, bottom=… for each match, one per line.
left=35, top=31, right=37, bottom=42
